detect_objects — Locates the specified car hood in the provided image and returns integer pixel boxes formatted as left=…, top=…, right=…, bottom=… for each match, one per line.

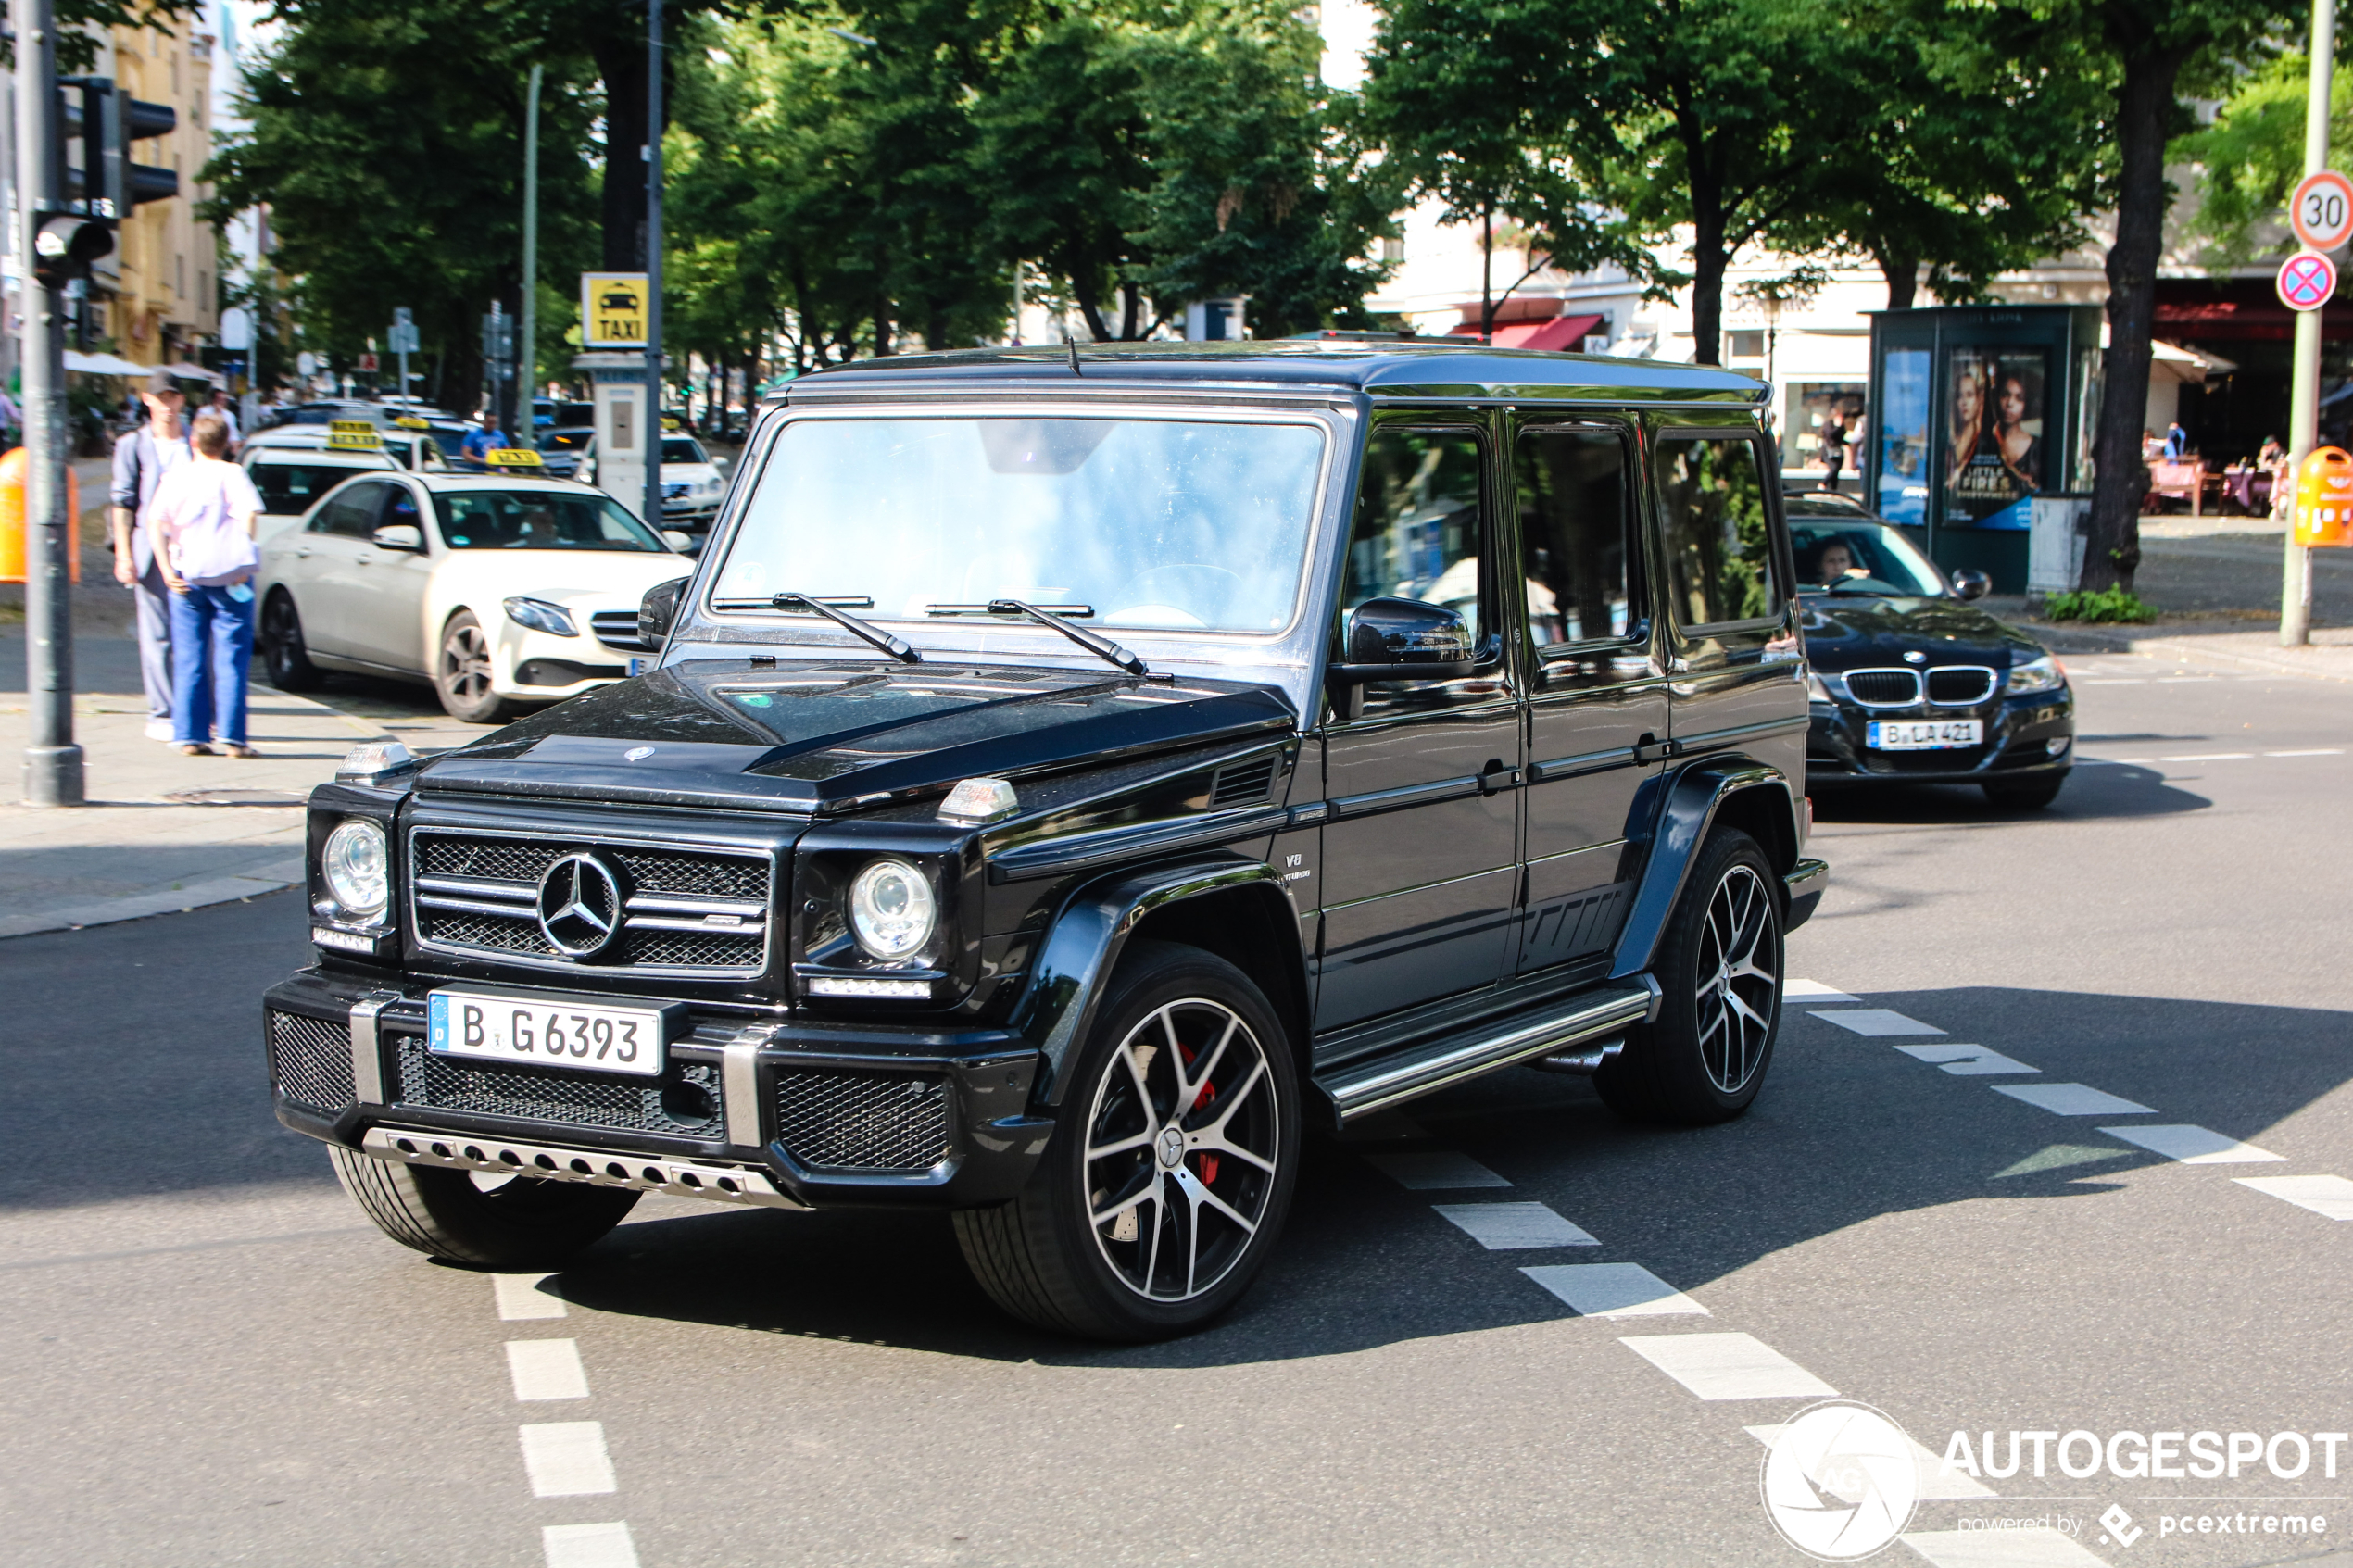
left=661, top=462, right=721, bottom=483
left=413, top=659, right=1298, bottom=813
left=1798, top=594, right=2036, bottom=670
left=427, top=549, right=690, bottom=602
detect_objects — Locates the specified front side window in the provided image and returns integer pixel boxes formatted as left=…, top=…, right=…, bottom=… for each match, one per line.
left=1656, top=436, right=1778, bottom=627
left=1515, top=428, right=1633, bottom=648
left=1340, top=426, right=1488, bottom=646
left=432, top=490, right=668, bottom=552
left=308, top=481, right=389, bottom=537
left=714, top=416, right=1327, bottom=633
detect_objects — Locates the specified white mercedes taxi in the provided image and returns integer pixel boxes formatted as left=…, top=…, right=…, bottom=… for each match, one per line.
left=255, top=470, right=691, bottom=722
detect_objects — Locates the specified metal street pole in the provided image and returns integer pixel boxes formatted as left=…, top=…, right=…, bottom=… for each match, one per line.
left=645, top=0, right=664, bottom=531
left=520, top=63, right=540, bottom=429
left=2284, top=0, right=2335, bottom=647
left=15, top=0, right=81, bottom=807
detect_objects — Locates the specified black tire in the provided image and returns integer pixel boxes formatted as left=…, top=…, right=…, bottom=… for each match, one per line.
left=434, top=608, right=520, bottom=723
left=260, top=589, right=324, bottom=691
left=1595, top=828, right=1783, bottom=1125
left=953, top=940, right=1300, bottom=1341
left=328, top=1146, right=639, bottom=1269
left=1982, top=772, right=2067, bottom=809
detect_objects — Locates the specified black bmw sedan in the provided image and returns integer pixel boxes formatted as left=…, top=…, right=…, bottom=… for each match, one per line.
left=1789, top=493, right=2075, bottom=809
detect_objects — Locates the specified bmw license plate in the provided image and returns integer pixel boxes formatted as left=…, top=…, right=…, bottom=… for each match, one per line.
left=427, top=988, right=668, bottom=1077
left=1867, top=719, right=1983, bottom=751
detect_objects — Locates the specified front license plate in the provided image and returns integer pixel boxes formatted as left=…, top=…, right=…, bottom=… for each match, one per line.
left=427, top=989, right=666, bottom=1077
left=1867, top=719, right=1984, bottom=750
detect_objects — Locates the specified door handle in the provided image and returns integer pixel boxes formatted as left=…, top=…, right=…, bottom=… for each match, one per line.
left=1477, top=758, right=1520, bottom=795
left=1633, top=733, right=1682, bottom=764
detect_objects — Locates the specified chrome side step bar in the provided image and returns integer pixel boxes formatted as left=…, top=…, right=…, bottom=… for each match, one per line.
left=1315, top=979, right=1659, bottom=1124
left=360, top=1126, right=806, bottom=1210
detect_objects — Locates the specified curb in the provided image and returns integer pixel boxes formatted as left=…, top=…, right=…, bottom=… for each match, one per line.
left=0, top=855, right=306, bottom=939
left=2027, top=623, right=2353, bottom=683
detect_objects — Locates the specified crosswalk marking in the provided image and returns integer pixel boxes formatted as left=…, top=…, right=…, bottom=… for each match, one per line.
left=543, top=1522, right=641, bottom=1568
left=1811, top=1009, right=1945, bottom=1037
left=518, top=1422, right=619, bottom=1498
left=1786, top=978, right=1860, bottom=1003
left=1896, top=1043, right=2039, bottom=1075
left=1618, top=1333, right=1838, bottom=1400
left=1901, top=1527, right=2109, bottom=1566
left=1433, top=1202, right=1597, bottom=1250
left=494, top=1273, right=567, bottom=1321
left=2236, top=1173, right=2353, bottom=1220
left=1524, top=1262, right=1704, bottom=1317
left=2098, top=1123, right=2284, bottom=1164
left=1993, top=1082, right=2156, bottom=1117
left=1365, top=1150, right=1511, bottom=1189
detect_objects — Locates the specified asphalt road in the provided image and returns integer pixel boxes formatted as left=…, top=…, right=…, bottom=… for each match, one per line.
left=6, top=649, right=2352, bottom=1568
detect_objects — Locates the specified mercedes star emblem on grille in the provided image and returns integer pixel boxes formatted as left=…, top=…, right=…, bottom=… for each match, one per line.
left=536, top=852, right=626, bottom=958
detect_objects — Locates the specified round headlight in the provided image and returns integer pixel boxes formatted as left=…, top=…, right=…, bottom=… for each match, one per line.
left=321, top=819, right=389, bottom=920
left=848, top=858, right=937, bottom=961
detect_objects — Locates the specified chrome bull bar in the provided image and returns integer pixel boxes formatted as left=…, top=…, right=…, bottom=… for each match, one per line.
left=360, top=1125, right=805, bottom=1210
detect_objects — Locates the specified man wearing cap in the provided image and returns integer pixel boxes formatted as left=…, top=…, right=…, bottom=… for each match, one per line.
left=109, top=370, right=193, bottom=740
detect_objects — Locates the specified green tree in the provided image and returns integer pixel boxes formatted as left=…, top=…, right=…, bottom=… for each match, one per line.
left=2177, top=50, right=2350, bottom=266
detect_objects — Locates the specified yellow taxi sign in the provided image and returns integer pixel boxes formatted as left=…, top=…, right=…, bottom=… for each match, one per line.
left=329, top=419, right=374, bottom=434
left=328, top=429, right=384, bottom=450
left=484, top=446, right=545, bottom=468
left=395, top=416, right=428, bottom=430
left=581, top=271, right=649, bottom=348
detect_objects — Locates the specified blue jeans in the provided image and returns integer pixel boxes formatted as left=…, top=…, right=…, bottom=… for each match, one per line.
left=168, top=583, right=256, bottom=746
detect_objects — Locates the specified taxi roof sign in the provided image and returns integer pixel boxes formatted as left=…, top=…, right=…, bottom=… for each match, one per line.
left=328, top=429, right=384, bottom=450
left=582, top=272, right=649, bottom=349
left=394, top=415, right=428, bottom=430
left=329, top=419, right=375, bottom=433
left=484, top=446, right=545, bottom=468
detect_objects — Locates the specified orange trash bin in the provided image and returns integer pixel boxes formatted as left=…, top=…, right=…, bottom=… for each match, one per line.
left=2293, top=445, right=2353, bottom=547
left=0, top=447, right=84, bottom=583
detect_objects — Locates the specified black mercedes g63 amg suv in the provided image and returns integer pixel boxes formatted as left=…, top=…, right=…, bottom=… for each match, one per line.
left=266, top=341, right=1825, bottom=1341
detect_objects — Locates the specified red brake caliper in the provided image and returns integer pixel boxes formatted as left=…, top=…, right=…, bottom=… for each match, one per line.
left=1180, top=1043, right=1219, bottom=1185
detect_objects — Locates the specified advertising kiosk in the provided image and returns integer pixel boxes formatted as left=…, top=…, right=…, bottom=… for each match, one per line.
left=1864, top=305, right=2104, bottom=593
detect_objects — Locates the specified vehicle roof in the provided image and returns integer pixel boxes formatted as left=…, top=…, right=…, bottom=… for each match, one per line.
left=407, top=471, right=600, bottom=494
left=245, top=447, right=396, bottom=467
left=784, top=340, right=1768, bottom=405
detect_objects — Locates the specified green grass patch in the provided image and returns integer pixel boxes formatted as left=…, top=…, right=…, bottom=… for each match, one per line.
left=2041, top=586, right=2159, bottom=624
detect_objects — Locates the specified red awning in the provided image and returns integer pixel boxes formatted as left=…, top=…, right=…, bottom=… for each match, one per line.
left=1447, top=312, right=1606, bottom=351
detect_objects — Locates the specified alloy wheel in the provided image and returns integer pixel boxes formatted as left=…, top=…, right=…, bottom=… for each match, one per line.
left=1694, top=863, right=1778, bottom=1094
left=1083, top=998, right=1280, bottom=1303
left=440, top=622, right=493, bottom=705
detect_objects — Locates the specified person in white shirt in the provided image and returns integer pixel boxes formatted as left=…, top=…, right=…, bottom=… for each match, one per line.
left=205, top=387, right=242, bottom=451
left=151, top=411, right=266, bottom=757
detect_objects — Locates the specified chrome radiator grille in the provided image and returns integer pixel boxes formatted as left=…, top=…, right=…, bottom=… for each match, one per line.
left=409, top=830, right=773, bottom=975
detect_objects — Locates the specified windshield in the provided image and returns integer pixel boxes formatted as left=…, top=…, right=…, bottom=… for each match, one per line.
left=431, top=489, right=670, bottom=552
left=661, top=436, right=709, bottom=464
left=714, top=416, right=1327, bottom=633
left=1791, top=521, right=1947, bottom=596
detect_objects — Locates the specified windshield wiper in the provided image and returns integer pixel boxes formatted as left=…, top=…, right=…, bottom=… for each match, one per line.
left=771, top=593, right=921, bottom=664
left=925, top=598, right=1151, bottom=677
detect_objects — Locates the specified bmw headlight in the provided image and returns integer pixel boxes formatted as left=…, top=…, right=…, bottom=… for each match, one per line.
left=321, top=819, right=389, bottom=921
left=2007, top=653, right=2066, bottom=695
left=503, top=596, right=579, bottom=637
left=848, top=858, right=937, bottom=961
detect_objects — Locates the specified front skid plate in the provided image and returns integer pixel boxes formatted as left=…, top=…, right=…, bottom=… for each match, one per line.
left=361, top=1125, right=806, bottom=1210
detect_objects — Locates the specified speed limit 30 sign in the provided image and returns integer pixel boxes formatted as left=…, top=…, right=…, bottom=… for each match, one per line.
left=2292, top=169, right=2353, bottom=251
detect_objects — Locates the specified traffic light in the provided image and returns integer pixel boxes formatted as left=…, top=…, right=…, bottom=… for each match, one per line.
left=35, top=77, right=176, bottom=284
left=483, top=310, right=515, bottom=380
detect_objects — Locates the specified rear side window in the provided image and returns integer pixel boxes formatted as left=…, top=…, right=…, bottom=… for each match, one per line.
left=1655, top=436, right=1778, bottom=626
left=1516, top=428, right=1634, bottom=648
left=257, top=463, right=366, bottom=516
left=307, top=481, right=388, bottom=537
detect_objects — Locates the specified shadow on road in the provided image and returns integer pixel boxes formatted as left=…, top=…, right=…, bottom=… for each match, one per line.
left=1811, top=754, right=2210, bottom=825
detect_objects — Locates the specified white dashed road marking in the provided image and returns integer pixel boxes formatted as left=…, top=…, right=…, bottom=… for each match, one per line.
left=507, top=1339, right=592, bottom=1401
left=495, top=1273, right=568, bottom=1321
left=518, top=1422, right=620, bottom=1498
left=2162, top=751, right=2253, bottom=761
left=1524, top=1262, right=1705, bottom=1317
left=1433, top=1201, right=1597, bottom=1249
left=1745, top=1424, right=1996, bottom=1500
left=1993, top=1144, right=2132, bottom=1179
left=1992, top=1082, right=2156, bottom=1116
left=2099, top=1123, right=2285, bottom=1164
left=2268, top=748, right=2346, bottom=757
left=1895, top=1043, right=2040, bottom=1075
left=1365, top=1150, right=1511, bottom=1189
left=1902, top=1527, right=2110, bottom=1567
left=2236, top=1173, right=2353, bottom=1220
left=1786, top=978, right=1860, bottom=1003
left=1618, top=1333, right=1839, bottom=1400
left=543, top=1521, right=642, bottom=1568
left=1811, top=1009, right=1946, bottom=1036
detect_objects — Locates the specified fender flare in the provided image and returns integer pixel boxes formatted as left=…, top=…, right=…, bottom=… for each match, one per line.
left=1006, top=856, right=1301, bottom=1107
left=1609, top=760, right=1803, bottom=981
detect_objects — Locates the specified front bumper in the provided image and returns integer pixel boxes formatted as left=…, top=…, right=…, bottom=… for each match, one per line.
left=1806, top=687, right=2074, bottom=785
left=493, top=617, right=633, bottom=702
left=265, top=968, right=1053, bottom=1210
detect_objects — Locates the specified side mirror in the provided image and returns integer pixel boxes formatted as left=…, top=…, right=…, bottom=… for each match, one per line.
left=661, top=529, right=694, bottom=552
left=371, top=523, right=424, bottom=553
left=1329, top=596, right=1478, bottom=683
left=1951, top=568, right=1991, bottom=602
left=638, top=575, right=689, bottom=651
